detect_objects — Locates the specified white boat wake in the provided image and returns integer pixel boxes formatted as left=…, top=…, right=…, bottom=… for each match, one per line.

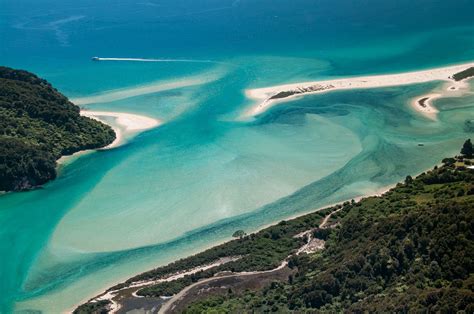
left=93, top=57, right=214, bottom=63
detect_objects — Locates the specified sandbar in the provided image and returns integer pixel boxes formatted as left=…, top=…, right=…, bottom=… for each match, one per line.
left=57, top=111, right=161, bottom=165
left=244, top=62, right=474, bottom=119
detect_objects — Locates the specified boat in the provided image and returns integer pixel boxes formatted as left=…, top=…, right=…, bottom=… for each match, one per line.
left=91, top=57, right=100, bottom=61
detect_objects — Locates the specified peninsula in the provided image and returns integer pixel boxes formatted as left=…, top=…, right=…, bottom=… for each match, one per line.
left=0, top=66, right=116, bottom=191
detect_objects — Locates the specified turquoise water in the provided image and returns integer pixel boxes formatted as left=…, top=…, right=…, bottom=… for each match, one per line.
left=1, top=0, right=474, bottom=312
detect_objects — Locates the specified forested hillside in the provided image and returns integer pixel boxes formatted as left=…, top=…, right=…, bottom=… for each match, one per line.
left=183, top=147, right=474, bottom=313
left=75, top=143, right=473, bottom=314
left=0, top=66, right=115, bottom=191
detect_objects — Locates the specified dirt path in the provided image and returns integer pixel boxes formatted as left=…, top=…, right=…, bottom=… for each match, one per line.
left=89, top=257, right=240, bottom=313
left=159, top=209, right=340, bottom=314
left=320, top=208, right=340, bottom=228
left=158, top=261, right=289, bottom=314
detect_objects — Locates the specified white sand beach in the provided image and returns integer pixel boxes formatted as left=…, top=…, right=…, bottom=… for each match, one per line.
left=409, top=94, right=442, bottom=120
left=57, top=111, right=161, bottom=165
left=81, top=110, right=162, bottom=148
left=244, top=62, right=474, bottom=119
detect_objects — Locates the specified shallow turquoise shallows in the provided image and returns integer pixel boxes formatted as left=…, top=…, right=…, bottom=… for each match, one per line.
left=1, top=0, right=474, bottom=312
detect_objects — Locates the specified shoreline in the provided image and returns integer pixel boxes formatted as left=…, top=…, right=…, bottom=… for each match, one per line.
left=243, top=62, right=474, bottom=119
left=81, top=257, right=242, bottom=314
left=57, top=111, right=162, bottom=165
left=69, top=178, right=407, bottom=313
left=81, top=110, right=162, bottom=148
left=72, top=158, right=442, bottom=313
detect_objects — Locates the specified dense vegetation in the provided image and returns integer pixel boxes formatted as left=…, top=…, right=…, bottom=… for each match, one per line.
left=183, top=146, right=474, bottom=313
left=75, top=204, right=334, bottom=312
left=462, top=139, right=473, bottom=158
left=74, top=300, right=111, bottom=314
left=75, top=143, right=473, bottom=313
left=0, top=66, right=115, bottom=191
left=115, top=208, right=335, bottom=297
left=452, top=67, right=474, bottom=81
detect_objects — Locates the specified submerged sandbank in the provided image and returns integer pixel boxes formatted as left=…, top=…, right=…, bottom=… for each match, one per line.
left=244, top=62, right=474, bottom=119
left=72, top=79, right=208, bottom=105
left=71, top=69, right=225, bottom=105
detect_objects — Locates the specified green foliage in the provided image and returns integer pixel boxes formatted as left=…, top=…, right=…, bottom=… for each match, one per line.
left=0, top=137, right=56, bottom=190
left=232, top=230, right=246, bottom=238
left=461, top=139, right=473, bottom=158
left=107, top=210, right=334, bottom=297
left=184, top=156, right=474, bottom=312
left=73, top=300, right=110, bottom=314
left=452, top=67, right=474, bottom=81
left=134, top=223, right=304, bottom=297
left=0, top=66, right=115, bottom=191
left=464, top=120, right=474, bottom=133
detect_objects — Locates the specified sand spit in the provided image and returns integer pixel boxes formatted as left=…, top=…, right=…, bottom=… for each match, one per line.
left=57, top=111, right=161, bottom=165
left=409, top=79, right=472, bottom=120
left=244, top=62, right=474, bottom=119
left=81, top=110, right=162, bottom=148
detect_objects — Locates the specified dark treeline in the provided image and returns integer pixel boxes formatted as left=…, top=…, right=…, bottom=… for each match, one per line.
left=452, top=67, right=474, bottom=81
left=0, top=66, right=115, bottom=191
left=75, top=145, right=473, bottom=314
left=184, top=146, right=474, bottom=313
left=114, top=208, right=335, bottom=296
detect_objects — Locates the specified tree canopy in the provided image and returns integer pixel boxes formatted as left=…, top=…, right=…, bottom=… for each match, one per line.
left=0, top=66, right=115, bottom=191
left=461, top=139, right=473, bottom=158
left=183, top=152, right=474, bottom=313
left=76, top=145, right=474, bottom=313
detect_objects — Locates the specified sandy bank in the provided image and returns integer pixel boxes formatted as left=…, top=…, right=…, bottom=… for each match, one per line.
left=72, top=79, right=205, bottom=105
left=57, top=111, right=161, bottom=165
left=244, top=62, right=474, bottom=119
left=81, top=110, right=162, bottom=148
left=409, top=79, right=472, bottom=120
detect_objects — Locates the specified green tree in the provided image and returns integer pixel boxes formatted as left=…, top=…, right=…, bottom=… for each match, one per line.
left=232, top=230, right=246, bottom=238
left=0, top=66, right=116, bottom=191
left=461, top=139, right=473, bottom=158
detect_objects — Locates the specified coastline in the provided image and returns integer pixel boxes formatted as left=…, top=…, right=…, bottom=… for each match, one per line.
left=61, top=62, right=470, bottom=312
left=57, top=111, right=162, bottom=165
left=70, top=177, right=412, bottom=313
left=243, top=62, right=474, bottom=119
left=72, top=154, right=446, bottom=313
left=81, top=111, right=162, bottom=148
